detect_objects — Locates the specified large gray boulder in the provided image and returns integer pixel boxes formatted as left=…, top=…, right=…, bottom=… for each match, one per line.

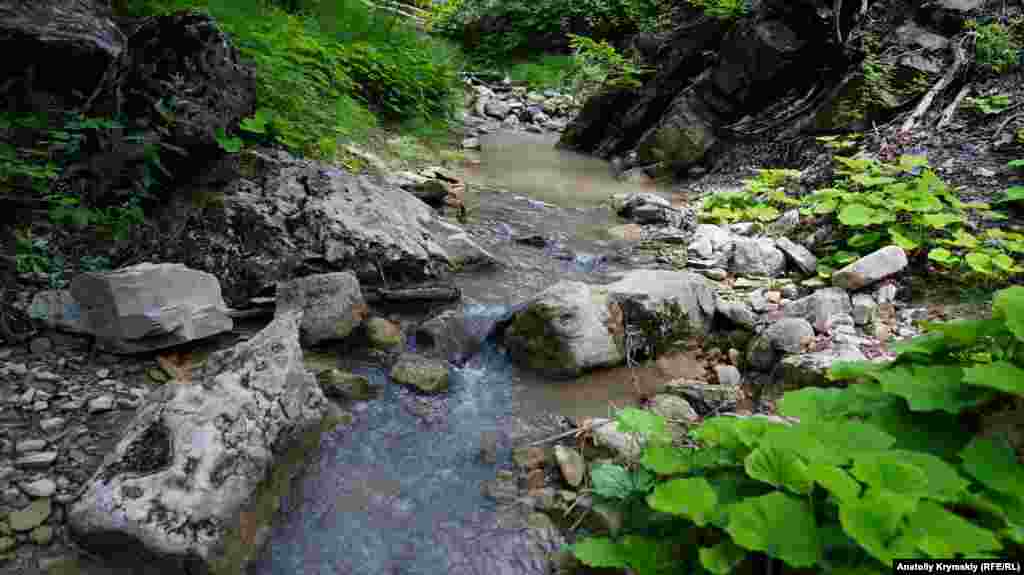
left=732, top=237, right=786, bottom=277
left=68, top=311, right=327, bottom=572
left=831, top=246, right=909, bottom=291
left=70, top=263, right=233, bottom=353
left=500, top=271, right=716, bottom=378
left=747, top=317, right=815, bottom=371
left=152, top=149, right=458, bottom=308
left=501, top=282, right=625, bottom=378
left=782, top=287, right=853, bottom=330
left=275, top=272, right=366, bottom=347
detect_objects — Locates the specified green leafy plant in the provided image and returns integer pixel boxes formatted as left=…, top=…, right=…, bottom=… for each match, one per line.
left=571, top=286, right=1024, bottom=573
left=800, top=154, right=1022, bottom=281
left=686, top=0, right=748, bottom=19
left=969, top=20, right=1022, bottom=74
left=567, top=33, right=652, bottom=99
left=964, top=93, right=1013, bottom=115
left=699, top=169, right=802, bottom=224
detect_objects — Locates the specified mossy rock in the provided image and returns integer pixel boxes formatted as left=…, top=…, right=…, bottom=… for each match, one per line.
left=366, top=317, right=403, bottom=348
left=504, top=304, right=577, bottom=374
left=390, top=354, right=449, bottom=394
left=317, top=369, right=379, bottom=401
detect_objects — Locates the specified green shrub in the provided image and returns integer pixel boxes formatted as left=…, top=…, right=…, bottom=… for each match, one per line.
left=432, top=0, right=664, bottom=60
left=686, top=0, right=748, bottom=20
left=571, top=286, right=1024, bottom=573
left=965, top=94, right=1013, bottom=115
left=503, top=54, right=576, bottom=90
left=567, top=34, right=652, bottom=100
left=969, top=20, right=1022, bottom=74
left=698, top=169, right=802, bottom=224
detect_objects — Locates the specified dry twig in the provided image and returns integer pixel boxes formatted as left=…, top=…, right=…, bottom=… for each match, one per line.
left=900, top=35, right=968, bottom=134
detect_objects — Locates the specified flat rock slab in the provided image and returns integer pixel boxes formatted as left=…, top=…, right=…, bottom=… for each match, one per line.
left=70, top=262, right=233, bottom=354
left=831, top=246, right=908, bottom=291
left=68, top=311, right=326, bottom=572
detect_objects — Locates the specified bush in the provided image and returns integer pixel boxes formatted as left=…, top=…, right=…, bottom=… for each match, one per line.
left=431, top=0, right=664, bottom=60
left=114, top=1, right=461, bottom=158
left=686, top=0, right=749, bottom=20
left=571, top=286, right=1024, bottom=573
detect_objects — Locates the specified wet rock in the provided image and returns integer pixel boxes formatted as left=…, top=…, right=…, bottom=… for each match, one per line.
left=782, top=287, right=853, bottom=328
left=318, top=369, right=378, bottom=401
left=776, top=345, right=868, bottom=391
left=68, top=311, right=327, bottom=570
left=852, top=294, right=878, bottom=326
left=484, top=100, right=511, bottom=120
left=483, top=470, right=519, bottom=503
left=775, top=237, right=818, bottom=275
left=415, top=308, right=491, bottom=365
left=441, top=232, right=500, bottom=270
left=70, top=262, right=232, bottom=354
left=9, top=499, right=51, bottom=532
left=365, top=317, right=402, bottom=348
left=275, top=272, right=365, bottom=347
left=390, top=354, right=449, bottom=394
left=553, top=446, right=585, bottom=487
left=649, top=394, right=699, bottom=423
left=501, top=282, right=624, bottom=378
left=479, top=431, right=498, bottom=464
left=732, top=237, right=786, bottom=277
left=831, top=246, right=908, bottom=291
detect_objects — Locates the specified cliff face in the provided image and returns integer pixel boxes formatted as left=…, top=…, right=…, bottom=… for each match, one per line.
left=557, top=0, right=989, bottom=176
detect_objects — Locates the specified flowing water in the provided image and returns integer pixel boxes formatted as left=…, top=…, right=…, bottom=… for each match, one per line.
left=247, top=131, right=679, bottom=575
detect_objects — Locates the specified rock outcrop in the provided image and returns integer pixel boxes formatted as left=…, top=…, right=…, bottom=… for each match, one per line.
left=151, top=148, right=461, bottom=308
left=68, top=311, right=327, bottom=572
left=70, top=262, right=233, bottom=353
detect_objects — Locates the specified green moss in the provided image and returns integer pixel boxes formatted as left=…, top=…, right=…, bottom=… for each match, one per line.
left=506, top=304, right=576, bottom=373
left=207, top=413, right=346, bottom=575
left=627, top=300, right=691, bottom=357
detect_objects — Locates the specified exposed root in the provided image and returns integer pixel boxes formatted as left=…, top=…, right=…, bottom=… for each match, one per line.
left=900, top=34, right=968, bottom=134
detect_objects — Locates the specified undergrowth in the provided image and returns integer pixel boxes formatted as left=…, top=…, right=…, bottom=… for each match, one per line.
left=570, top=286, right=1024, bottom=573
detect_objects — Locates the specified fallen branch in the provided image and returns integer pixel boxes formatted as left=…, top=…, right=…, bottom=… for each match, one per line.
left=523, top=419, right=615, bottom=448
left=900, top=35, right=967, bottom=134
left=936, top=83, right=971, bottom=130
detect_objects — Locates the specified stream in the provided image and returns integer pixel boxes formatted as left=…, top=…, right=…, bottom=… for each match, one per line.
left=248, top=132, right=678, bottom=574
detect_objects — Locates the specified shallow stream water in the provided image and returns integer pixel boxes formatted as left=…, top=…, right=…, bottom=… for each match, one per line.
left=247, top=131, right=677, bottom=575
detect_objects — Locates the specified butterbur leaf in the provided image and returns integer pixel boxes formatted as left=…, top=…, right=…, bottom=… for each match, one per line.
left=959, top=436, right=1024, bottom=499
left=838, top=204, right=875, bottom=226
left=616, top=407, right=670, bottom=442
left=641, top=444, right=739, bottom=475
left=890, top=332, right=950, bottom=356
left=962, top=361, right=1024, bottom=395
left=828, top=360, right=886, bottom=382
left=647, top=477, right=719, bottom=526
left=993, top=286, right=1024, bottom=341
left=570, top=537, right=628, bottom=568
left=699, top=541, right=747, bottom=575
left=692, top=417, right=752, bottom=451
left=807, top=463, right=861, bottom=502
left=839, top=489, right=921, bottom=563
left=848, top=232, right=883, bottom=248
left=889, top=227, right=921, bottom=251
left=1003, top=186, right=1024, bottom=202
left=748, top=205, right=780, bottom=222
left=927, top=248, right=959, bottom=266
left=875, top=364, right=993, bottom=413
left=725, top=492, right=821, bottom=567
left=618, top=535, right=681, bottom=574
left=852, top=450, right=968, bottom=502
left=591, top=464, right=652, bottom=500
left=965, top=252, right=995, bottom=275
left=922, top=213, right=963, bottom=229
left=908, top=500, right=1003, bottom=558
left=778, top=384, right=895, bottom=422
left=850, top=455, right=928, bottom=495
left=745, top=446, right=813, bottom=494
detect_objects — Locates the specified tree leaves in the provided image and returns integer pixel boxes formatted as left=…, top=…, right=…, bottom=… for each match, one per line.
left=725, top=492, right=821, bottom=567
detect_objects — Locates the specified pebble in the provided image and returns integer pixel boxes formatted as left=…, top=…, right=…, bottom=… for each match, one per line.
left=29, top=337, right=52, bottom=355
left=96, top=368, right=110, bottom=379
left=87, top=395, right=115, bottom=414
left=19, top=479, right=57, bottom=498
left=15, top=439, right=47, bottom=453
left=14, top=452, right=58, bottom=470
left=553, top=445, right=586, bottom=488
left=39, top=418, right=65, bottom=433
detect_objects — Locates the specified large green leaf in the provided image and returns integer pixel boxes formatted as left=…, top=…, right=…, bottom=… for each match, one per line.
left=993, top=286, right=1024, bottom=342
left=778, top=384, right=897, bottom=422
left=699, top=541, right=747, bottom=575
left=760, top=422, right=895, bottom=466
left=807, top=463, right=862, bottom=502
left=591, top=464, right=655, bottom=500
left=618, top=535, right=684, bottom=574
left=647, top=477, right=719, bottom=526
left=962, top=361, right=1024, bottom=395
left=641, top=444, right=740, bottom=475
left=865, top=405, right=968, bottom=460
left=875, top=363, right=993, bottom=413
left=922, top=213, right=963, bottom=229
left=851, top=450, right=969, bottom=502
left=570, top=537, right=629, bottom=568
left=839, top=489, right=922, bottom=563
left=616, top=407, right=671, bottom=442
left=745, top=446, right=813, bottom=494
left=839, top=204, right=876, bottom=227
left=890, top=332, right=951, bottom=357
left=828, top=360, right=888, bottom=382
left=725, top=492, right=821, bottom=567
left=907, top=500, right=1003, bottom=558
left=959, top=436, right=1024, bottom=499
